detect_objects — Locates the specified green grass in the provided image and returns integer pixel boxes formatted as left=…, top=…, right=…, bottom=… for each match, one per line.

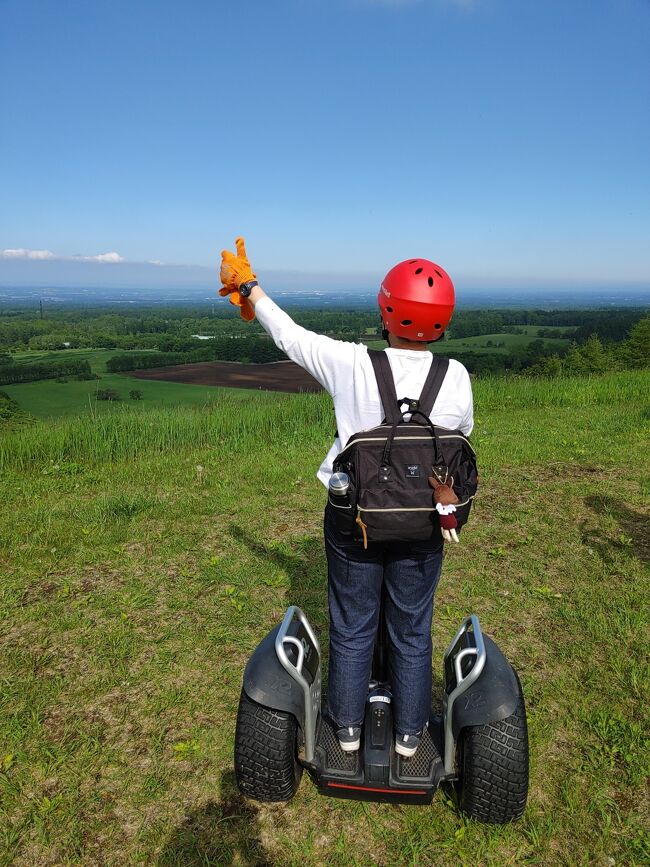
left=2, top=347, right=260, bottom=419
left=4, top=330, right=575, bottom=421
left=444, top=331, right=569, bottom=353
left=8, top=348, right=124, bottom=371
left=366, top=327, right=572, bottom=354
left=0, top=370, right=648, bottom=865
left=0, top=373, right=253, bottom=420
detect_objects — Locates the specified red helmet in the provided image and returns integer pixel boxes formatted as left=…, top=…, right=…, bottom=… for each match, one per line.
left=378, top=258, right=455, bottom=342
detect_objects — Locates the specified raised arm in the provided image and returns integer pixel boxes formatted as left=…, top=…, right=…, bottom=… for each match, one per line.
left=218, top=237, right=358, bottom=396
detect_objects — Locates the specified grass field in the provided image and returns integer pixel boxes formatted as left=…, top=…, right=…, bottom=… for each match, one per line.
left=0, top=374, right=252, bottom=420
left=4, top=329, right=575, bottom=420
left=1, top=349, right=254, bottom=419
left=1, top=370, right=648, bottom=865
left=7, top=349, right=123, bottom=369
left=444, top=331, right=569, bottom=353
left=365, top=329, right=572, bottom=354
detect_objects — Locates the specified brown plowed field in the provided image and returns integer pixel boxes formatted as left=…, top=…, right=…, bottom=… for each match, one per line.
left=127, top=360, right=323, bottom=393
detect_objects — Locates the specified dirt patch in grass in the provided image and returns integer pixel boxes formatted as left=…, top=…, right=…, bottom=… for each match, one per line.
left=128, top=360, right=323, bottom=393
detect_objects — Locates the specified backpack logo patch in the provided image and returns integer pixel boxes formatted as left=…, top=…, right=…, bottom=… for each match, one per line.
left=406, top=464, right=421, bottom=478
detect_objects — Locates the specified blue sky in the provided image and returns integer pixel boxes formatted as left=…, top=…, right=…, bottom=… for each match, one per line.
left=1, top=0, right=649, bottom=291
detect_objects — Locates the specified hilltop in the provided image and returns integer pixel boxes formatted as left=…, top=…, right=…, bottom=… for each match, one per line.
left=0, top=370, right=648, bottom=865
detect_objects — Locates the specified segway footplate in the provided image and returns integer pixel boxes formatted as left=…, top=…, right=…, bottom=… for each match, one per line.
left=395, top=724, right=441, bottom=782
left=311, top=700, right=444, bottom=804
left=315, top=715, right=360, bottom=777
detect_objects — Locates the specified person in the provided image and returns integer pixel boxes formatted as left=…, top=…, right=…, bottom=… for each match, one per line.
left=219, top=238, right=473, bottom=758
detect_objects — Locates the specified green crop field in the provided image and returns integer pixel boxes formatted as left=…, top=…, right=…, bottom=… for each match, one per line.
left=365, top=328, right=573, bottom=354
left=7, top=348, right=123, bottom=370
left=1, top=349, right=253, bottom=419
left=0, top=374, right=251, bottom=420
left=2, top=327, right=578, bottom=421
left=1, top=370, right=648, bottom=865
left=445, top=331, right=569, bottom=352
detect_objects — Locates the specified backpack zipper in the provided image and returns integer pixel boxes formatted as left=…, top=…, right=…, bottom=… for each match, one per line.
left=337, top=432, right=474, bottom=459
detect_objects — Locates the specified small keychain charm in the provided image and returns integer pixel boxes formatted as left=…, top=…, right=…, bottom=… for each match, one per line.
left=428, top=473, right=460, bottom=543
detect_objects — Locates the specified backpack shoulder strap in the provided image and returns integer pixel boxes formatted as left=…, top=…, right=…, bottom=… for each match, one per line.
left=368, top=349, right=400, bottom=424
left=418, top=356, right=450, bottom=417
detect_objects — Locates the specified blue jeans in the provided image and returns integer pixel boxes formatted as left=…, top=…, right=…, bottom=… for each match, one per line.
left=324, top=506, right=443, bottom=736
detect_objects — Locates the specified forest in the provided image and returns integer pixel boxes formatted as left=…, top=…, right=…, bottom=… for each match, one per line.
left=0, top=304, right=647, bottom=383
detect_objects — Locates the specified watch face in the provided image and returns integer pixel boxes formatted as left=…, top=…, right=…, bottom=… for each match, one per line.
left=239, top=281, right=256, bottom=297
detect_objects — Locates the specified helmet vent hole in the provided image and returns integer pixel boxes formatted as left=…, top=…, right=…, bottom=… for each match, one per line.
left=386, top=306, right=393, bottom=312
left=401, top=319, right=413, bottom=326
left=409, top=259, right=418, bottom=264
left=427, top=276, right=434, bottom=287
left=434, top=323, right=441, bottom=330
left=435, top=269, right=443, bottom=278
left=415, top=267, right=423, bottom=274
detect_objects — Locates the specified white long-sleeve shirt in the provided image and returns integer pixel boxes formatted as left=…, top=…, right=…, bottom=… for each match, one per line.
left=255, top=296, right=474, bottom=488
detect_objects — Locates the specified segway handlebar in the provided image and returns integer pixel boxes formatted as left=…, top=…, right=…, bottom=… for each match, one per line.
left=442, top=614, right=487, bottom=776
left=275, top=606, right=321, bottom=763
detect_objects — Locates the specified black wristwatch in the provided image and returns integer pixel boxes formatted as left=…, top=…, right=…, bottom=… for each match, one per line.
left=239, top=280, right=259, bottom=298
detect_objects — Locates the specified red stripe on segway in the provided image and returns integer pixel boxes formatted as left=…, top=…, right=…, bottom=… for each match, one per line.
left=327, top=782, right=428, bottom=795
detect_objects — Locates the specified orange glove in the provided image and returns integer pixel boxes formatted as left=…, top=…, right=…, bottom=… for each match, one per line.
left=219, top=287, right=256, bottom=321
left=218, top=236, right=257, bottom=321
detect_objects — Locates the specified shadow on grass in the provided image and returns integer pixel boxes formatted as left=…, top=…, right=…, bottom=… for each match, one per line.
left=228, top=524, right=329, bottom=633
left=157, top=770, right=273, bottom=867
left=228, top=523, right=448, bottom=712
left=583, top=495, right=650, bottom=566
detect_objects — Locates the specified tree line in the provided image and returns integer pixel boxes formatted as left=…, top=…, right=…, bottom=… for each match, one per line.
left=106, top=336, right=287, bottom=371
left=1, top=304, right=646, bottom=352
left=435, top=317, right=648, bottom=376
left=0, top=305, right=374, bottom=352
left=527, top=319, right=649, bottom=375
left=0, top=358, right=94, bottom=385
left=0, top=305, right=646, bottom=381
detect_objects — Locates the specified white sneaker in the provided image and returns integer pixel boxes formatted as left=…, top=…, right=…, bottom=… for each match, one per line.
left=337, top=725, right=361, bottom=752
left=395, top=729, right=423, bottom=758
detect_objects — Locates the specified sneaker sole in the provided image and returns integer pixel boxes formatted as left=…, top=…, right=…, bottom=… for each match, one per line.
left=339, top=739, right=361, bottom=752
left=395, top=742, right=419, bottom=758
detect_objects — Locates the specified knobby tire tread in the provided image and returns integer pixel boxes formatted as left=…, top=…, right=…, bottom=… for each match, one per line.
left=234, top=690, right=302, bottom=803
left=458, top=690, right=529, bottom=824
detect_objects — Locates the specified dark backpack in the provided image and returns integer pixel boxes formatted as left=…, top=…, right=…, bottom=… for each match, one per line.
left=330, top=350, right=478, bottom=547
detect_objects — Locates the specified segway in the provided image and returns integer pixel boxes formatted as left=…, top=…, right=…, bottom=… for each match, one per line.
left=234, top=589, right=529, bottom=824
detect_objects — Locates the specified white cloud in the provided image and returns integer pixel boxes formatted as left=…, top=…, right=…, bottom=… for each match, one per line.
left=1, top=248, right=56, bottom=260
left=86, top=252, right=124, bottom=263
left=0, top=248, right=124, bottom=263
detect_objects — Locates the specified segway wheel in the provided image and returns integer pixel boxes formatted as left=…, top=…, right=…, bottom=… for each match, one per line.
left=234, top=690, right=303, bottom=802
left=456, top=688, right=529, bottom=824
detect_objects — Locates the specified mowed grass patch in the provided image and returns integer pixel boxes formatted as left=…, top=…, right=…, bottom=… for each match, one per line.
left=3, top=348, right=264, bottom=419
left=0, top=374, right=256, bottom=420
left=9, top=348, right=125, bottom=372
left=440, top=331, right=570, bottom=354
left=0, top=371, right=648, bottom=865
left=365, top=327, right=573, bottom=354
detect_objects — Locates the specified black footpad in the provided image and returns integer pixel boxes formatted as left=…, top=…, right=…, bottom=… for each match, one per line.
left=317, top=716, right=359, bottom=775
left=397, top=726, right=438, bottom=780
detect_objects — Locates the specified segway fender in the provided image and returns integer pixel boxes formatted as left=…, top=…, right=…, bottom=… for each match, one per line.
left=451, top=634, right=520, bottom=739
left=242, top=625, right=306, bottom=730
